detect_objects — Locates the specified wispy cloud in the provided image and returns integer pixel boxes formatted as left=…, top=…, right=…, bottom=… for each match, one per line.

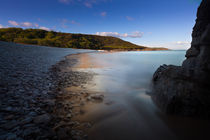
left=60, top=19, right=80, bottom=28
left=84, top=0, right=112, bottom=8
left=34, top=23, right=39, bottom=28
left=70, top=20, right=80, bottom=25
left=59, top=0, right=73, bottom=4
left=39, top=26, right=51, bottom=31
left=84, top=1, right=93, bottom=8
left=96, top=31, right=143, bottom=38
left=126, top=16, right=134, bottom=21
left=58, top=0, right=110, bottom=8
left=8, top=20, right=19, bottom=26
left=61, top=19, right=68, bottom=28
left=100, top=12, right=107, bottom=17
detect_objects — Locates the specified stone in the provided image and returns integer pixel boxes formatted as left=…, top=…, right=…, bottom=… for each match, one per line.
left=66, top=113, right=72, bottom=118
left=72, top=136, right=83, bottom=140
left=105, top=101, right=114, bottom=105
left=151, top=0, right=210, bottom=118
left=56, top=128, right=69, bottom=140
left=88, top=94, right=104, bottom=101
left=28, top=111, right=37, bottom=116
left=45, top=99, right=55, bottom=106
left=0, top=39, right=93, bottom=139
left=33, top=114, right=51, bottom=124
left=4, top=115, right=15, bottom=120
left=23, top=127, right=40, bottom=137
left=4, top=106, right=13, bottom=112
left=20, top=117, right=33, bottom=125
left=0, top=120, right=19, bottom=130
left=83, top=123, right=92, bottom=128
left=5, top=133, right=17, bottom=140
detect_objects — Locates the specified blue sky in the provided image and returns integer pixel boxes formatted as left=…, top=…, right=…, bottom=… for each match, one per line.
left=0, top=0, right=201, bottom=49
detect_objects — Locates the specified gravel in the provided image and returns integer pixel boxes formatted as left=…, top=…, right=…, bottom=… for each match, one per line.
left=0, top=41, right=94, bottom=140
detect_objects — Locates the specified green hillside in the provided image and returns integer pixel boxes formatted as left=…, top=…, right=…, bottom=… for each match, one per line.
left=0, top=28, right=167, bottom=50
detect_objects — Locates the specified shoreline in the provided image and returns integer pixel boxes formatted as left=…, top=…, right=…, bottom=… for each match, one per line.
left=49, top=53, right=101, bottom=140
left=0, top=41, right=94, bottom=140
left=50, top=51, right=210, bottom=140
left=0, top=41, right=169, bottom=52
left=1, top=41, right=209, bottom=140
left=0, top=41, right=169, bottom=140
left=100, top=48, right=170, bottom=52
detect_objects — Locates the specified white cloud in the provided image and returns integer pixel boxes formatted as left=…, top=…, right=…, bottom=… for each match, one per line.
left=8, top=20, right=19, bottom=26
left=0, top=24, right=5, bottom=28
left=152, top=41, right=191, bottom=50
left=100, top=12, right=107, bottom=17
left=96, top=31, right=143, bottom=38
left=8, top=20, right=39, bottom=28
left=174, top=41, right=191, bottom=45
left=126, top=16, right=134, bottom=21
left=39, top=26, right=51, bottom=31
left=20, top=22, right=33, bottom=27
left=7, top=20, right=52, bottom=31
left=169, top=41, right=191, bottom=50
left=143, top=41, right=191, bottom=50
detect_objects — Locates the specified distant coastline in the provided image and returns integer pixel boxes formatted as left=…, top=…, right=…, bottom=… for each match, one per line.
left=0, top=28, right=168, bottom=51
left=98, top=48, right=169, bottom=52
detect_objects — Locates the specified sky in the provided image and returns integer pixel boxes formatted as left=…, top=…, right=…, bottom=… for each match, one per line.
left=0, top=0, right=201, bottom=50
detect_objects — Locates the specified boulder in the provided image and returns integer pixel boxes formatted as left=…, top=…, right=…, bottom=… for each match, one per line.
left=33, top=114, right=51, bottom=124
left=151, top=0, right=210, bottom=118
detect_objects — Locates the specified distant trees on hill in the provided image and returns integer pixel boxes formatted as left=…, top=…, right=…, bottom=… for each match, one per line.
left=0, top=28, right=149, bottom=50
left=0, top=28, right=167, bottom=51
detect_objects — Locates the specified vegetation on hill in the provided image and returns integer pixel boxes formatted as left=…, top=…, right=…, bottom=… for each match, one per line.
left=0, top=28, right=167, bottom=50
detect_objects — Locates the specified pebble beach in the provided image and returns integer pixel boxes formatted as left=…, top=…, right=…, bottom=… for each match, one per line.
left=0, top=41, right=94, bottom=140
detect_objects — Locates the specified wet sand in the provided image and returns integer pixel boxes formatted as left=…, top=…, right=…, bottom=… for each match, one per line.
left=69, top=52, right=210, bottom=140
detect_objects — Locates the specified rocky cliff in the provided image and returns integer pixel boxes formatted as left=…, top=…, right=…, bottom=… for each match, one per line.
left=151, top=0, right=210, bottom=118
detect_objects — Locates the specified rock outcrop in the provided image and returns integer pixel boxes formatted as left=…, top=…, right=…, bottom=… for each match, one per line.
left=151, top=0, right=210, bottom=118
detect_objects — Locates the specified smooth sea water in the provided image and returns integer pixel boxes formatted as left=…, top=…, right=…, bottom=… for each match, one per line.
left=73, top=50, right=210, bottom=140
left=77, top=50, right=186, bottom=92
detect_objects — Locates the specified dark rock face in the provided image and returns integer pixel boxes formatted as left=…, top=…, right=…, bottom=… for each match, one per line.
left=152, top=0, right=210, bottom=118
